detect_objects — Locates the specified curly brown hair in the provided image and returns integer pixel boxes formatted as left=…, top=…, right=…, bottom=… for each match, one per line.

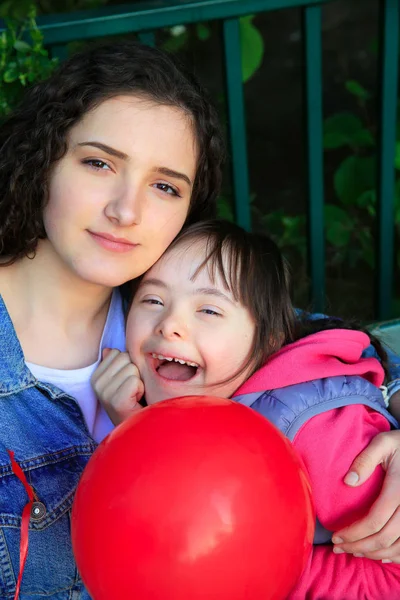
left=0, top=40, right=225, bottom=264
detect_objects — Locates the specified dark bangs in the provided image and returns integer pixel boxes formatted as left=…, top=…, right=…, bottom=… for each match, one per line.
left=169, top=220, right=297, bottom=372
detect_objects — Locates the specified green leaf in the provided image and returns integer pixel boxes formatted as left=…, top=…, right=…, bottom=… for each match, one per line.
left=196, top=23, right=210, bottom=41
left=323, top=112, right=374, bottom=149
left=324, top=204, right=353, bottom=247
left=345, top=80, right=371, bottom=101
left=3, top=62, right=18, bottom=82
left=240, top=16, right=264, bottom=83
left=334, top=156, right=376, bottom=206
left=356, top=189, right=376, bottom=216
left=395, top=142, right=400, bottom=171
left=0, top=0, right=14, bottom=18
left=351, top=128, right=374, bottom=147
left=13, top=40, right=31, bottom=53
left=1, top=0, right=32, bottom=19
left=357, top=228, right=375, bottom=268
left=162, top=27, right=188, bottom=53
left=216, top=196, right=234, bottom=222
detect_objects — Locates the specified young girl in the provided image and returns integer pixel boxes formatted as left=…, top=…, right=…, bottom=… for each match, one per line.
left=94, top=219, right=400, bottom=598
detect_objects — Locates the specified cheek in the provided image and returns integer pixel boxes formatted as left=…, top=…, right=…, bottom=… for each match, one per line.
left=144, top=202, right=189, bottom=242
left=43, top=194, right=66, bottom=240
left=125, top=314, right=140, bottom=355
left=125, top=311, right=150, bottom=362
left=44, top=177, right=83, bottom=236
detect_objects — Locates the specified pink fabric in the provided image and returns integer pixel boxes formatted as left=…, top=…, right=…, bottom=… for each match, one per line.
left=233, top=329, right=384, bottom=397
left=288, top=406, right=400, bottom=599
left=231, top=329, right=400, bottom=597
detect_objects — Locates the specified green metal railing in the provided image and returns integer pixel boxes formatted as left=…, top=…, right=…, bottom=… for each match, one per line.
left=1, top=0, right=399, bottom=318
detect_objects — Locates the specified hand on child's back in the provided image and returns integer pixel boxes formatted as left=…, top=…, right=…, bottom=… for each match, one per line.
left=92, top=349, right=144, bottom=426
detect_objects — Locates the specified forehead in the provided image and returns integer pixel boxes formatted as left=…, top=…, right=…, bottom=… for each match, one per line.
left=68, top=95, right=198, bottom=168
left=142, top=238, right=230, bottom=290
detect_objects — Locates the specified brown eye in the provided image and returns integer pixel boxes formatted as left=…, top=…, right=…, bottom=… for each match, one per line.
left=153, top=183, right=180, bottom=197
left=82, top=159, right=111, bottom=171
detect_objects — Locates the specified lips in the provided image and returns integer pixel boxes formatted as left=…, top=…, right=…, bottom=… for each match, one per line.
left=88, top=230, right=138, bottom=253
left=148, top=353, right=201, bottom=383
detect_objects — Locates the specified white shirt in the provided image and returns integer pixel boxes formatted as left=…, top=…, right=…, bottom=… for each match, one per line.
left=26, top=289, right=126, bottom=442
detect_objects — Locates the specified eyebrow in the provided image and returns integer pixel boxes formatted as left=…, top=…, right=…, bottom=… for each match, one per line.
left=77, top=141, right=129, bottom=160
left=152, top=167, right=192, bottom=187
left=194, top=287, right=235, bottom=305
left=140, top=279, right=234, bottom=304
left=140, top=278, right=168, bottom=289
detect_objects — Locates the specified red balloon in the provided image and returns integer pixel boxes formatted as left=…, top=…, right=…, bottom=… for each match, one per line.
left=72, top=396, right=314, bottom=599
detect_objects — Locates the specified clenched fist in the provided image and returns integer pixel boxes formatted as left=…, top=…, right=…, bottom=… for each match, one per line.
left=92, top=349, right=145, bottom=426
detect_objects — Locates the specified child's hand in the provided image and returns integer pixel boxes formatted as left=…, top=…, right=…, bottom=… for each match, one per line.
left=92, top=349, right=144, bottom=426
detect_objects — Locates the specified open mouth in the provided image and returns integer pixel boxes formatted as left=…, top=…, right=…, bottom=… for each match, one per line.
left=151, top=353, right=200, bottom=382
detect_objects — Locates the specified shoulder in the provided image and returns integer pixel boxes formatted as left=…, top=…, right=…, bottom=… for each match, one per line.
left=238, top=375, right=395, bottom=439
left=251, top=375, right=381, bottom=412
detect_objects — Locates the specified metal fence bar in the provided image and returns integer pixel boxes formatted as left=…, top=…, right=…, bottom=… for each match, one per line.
left=0, top=0, right=333, bottom=44
left=49, top=43, right=69, bottom=61
left=377, top=0, right=399, bottom=320
left=223, top=17, right=251, bottom=230
left=138, top=32, right=156, bottom=46
left=303, top=5, right=325, bottom=312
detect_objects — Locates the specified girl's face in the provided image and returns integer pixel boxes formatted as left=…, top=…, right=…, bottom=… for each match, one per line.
left=126, top=240, right=256, bottom=405
left=42, top=96, right=197, bottom=287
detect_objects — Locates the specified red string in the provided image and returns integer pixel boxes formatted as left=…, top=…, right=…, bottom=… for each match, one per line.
left=7, top=450, right=35, bottom=600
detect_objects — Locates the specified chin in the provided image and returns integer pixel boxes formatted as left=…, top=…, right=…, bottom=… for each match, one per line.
left=75, top=264, right=134, bottom=288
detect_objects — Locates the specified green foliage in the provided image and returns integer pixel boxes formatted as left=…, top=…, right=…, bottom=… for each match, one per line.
left=321, top=78, right=395, bottom=271
left=255, top=73, right=400, bottom=277
left=0, top=6, right=58, bottom=117
left=239, top=16, right=264, bottom=83
left=216, top=196, right=235, bottom=222
left=345, top=80, right=371, bottom=102
left=161, top=16, right=264, bottom=84
left=333, top=155, right=376, bottom=206
left=323, top=113, right=374, bottom=149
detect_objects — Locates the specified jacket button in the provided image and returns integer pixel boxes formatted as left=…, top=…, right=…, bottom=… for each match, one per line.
left=31, top=502, right=46, bottom=521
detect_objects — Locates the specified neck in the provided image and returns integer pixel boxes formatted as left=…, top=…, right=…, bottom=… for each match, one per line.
left=0, top=241, right=112, bottom=328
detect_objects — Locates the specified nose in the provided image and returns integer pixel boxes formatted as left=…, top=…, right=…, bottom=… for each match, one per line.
left=104, top=182, right=142, bottom=227
left=157, top=310, right=188, bottom=340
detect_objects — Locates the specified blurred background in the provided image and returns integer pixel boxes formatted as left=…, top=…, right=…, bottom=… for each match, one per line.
left=1, top=0, right=398, bottom=322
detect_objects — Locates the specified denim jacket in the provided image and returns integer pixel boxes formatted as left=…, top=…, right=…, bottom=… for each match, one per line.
left=0, top=295, right=94, bottom=599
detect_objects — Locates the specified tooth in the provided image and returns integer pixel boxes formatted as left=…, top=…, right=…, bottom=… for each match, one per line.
left=188, top=362, right=198, bottom=367
left=166, top=357, right=173, bottom=361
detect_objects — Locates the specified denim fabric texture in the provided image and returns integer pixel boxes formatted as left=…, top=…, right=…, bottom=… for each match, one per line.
left=0, top=295, right=94, bottom=599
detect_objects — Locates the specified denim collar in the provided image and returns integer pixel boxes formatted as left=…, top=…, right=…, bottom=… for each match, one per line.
left=0, top=295, right=37, bottom=395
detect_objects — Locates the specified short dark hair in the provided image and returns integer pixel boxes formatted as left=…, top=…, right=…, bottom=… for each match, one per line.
left=0, top=40, right=224, bottom=264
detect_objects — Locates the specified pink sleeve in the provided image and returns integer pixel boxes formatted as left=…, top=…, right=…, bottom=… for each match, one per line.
left=288, top=405, right=400, bottom=599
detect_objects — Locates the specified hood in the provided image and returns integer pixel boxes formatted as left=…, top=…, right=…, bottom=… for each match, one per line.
left=233, top=329, right=384, bottom=397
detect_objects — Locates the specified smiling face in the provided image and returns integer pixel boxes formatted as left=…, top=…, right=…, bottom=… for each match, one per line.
left=126, top=239, right=256, bottom=405
left=41, top=95, right=197, bottom=288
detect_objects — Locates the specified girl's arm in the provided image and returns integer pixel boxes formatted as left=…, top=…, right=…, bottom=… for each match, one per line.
left=288, top=405, right=400, bottom=599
